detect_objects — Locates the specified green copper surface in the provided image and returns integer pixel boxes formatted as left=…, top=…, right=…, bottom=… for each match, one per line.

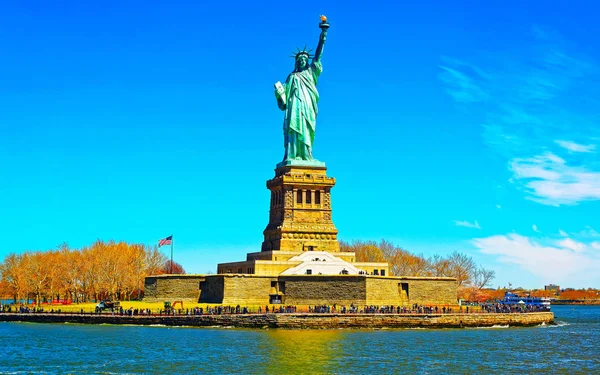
left=275, top=20, right=329, bottom=164
left=276, top=158, right=326, bottom=169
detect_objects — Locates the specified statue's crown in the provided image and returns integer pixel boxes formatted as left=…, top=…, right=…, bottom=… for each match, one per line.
left=290, top=46, right=313, bottom=59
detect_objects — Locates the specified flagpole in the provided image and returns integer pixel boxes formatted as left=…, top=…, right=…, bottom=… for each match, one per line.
left=170, top=235, right=173, bottom=274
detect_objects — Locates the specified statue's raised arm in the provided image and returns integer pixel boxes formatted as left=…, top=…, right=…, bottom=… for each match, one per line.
left=313, top=16, right=329, bottom=63
left=275, top=17, right=331, bottom=166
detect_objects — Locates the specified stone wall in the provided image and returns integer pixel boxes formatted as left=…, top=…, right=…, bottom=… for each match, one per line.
left=222, top=276, right=275, bottom=305
left=254, top=261, right=299, bottom=276
left=0, top=312, right=554, bottom=329
left=365, top=277, right=402, bottom=305
left=144, top=275, right=458, bottom=307
left=402, top=278, right=457, bottom=306
left=143, top=275, right=202, bottom=302
left=364, top=277, right=457, bottom=306
left=281, top=276, right=366, bottom=305
left=199, top=276, right=223, bottom=303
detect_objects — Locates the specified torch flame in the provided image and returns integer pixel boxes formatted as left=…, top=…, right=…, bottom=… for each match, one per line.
left=320, top=15, right=327, bottom=22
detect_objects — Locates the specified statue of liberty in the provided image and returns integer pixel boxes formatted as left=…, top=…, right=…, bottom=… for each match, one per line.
left=274, top=16, right=329, bottom=166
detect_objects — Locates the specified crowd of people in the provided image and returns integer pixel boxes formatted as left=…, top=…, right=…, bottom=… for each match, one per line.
left=479, top=303, right=551, bottom=313
left=0, top=304, right=60, bottom=314
left=188, top=305, right=249, bottom=315
left=105, top=307, right=154, bottom=316
left=0, top=302, right=549, bottom=316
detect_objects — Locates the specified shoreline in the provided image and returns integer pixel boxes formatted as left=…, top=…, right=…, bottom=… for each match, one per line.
left=0, top=311, right=554, bottom=329
left=551, top=302, right=600, bottom=305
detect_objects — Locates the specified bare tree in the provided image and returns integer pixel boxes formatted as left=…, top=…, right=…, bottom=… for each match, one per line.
left=429, top=254, right=450, bottom=277
left=341, top=240, right=386, bottom=263
left=389, top=250, right=430, bottom=276
left=473, top=266, right=496, bottom=290
left=378, top=239, right=397, bottom=260
left=447, top=251, right=476, bottom=287
left=144, top=245, right=168, bottom=275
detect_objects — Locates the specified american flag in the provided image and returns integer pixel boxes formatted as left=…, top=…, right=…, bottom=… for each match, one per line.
left=158, top=235, right=172, bottom=247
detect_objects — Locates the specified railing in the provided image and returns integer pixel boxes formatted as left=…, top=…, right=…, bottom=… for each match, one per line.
left=0, top=304, right=550, bottom=316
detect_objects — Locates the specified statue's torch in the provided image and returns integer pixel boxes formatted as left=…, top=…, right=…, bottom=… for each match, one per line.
left=319, top=15, right=330, bottom=30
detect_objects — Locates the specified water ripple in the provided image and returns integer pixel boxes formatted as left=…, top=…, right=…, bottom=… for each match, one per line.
left=0, top=306, right=598, bottom=374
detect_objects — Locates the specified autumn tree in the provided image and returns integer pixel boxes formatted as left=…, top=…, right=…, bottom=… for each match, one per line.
left=530, top=289, right=556, bottom=298
left=58, top=247, right=83, bottom=302
left=45, top=250, right=63, bottom=303
left=559, top=289, right=599, bottom=301
left=80, top=246, right=101, bottom=302
left=127, top=244, right=146, bottom=300
left=388, top=249, right=430, bottom=277
left=144, top=246, right=168, bottom=276
left=0, top=239, right=188, bottom=304
left=0, top=279, right=11, bottom=299
left=340, top=239, right=495, bottom=301
left=163, top=260, right=186, bottom=274
left=428, top=254, right=450, bottom=277
left=23, top=252, right=50, bottom=305
left=0, top=253, right=29, bottom=303
left=340, top=240, right=386, bottom=263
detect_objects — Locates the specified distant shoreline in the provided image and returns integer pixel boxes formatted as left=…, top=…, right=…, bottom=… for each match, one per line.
left=551, top=301, right=600, bottom=305
left=0, top=311, right=554, bottom=329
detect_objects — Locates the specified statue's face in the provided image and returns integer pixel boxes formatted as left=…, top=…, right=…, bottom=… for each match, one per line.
left=295, top=55, right=308, bottom=70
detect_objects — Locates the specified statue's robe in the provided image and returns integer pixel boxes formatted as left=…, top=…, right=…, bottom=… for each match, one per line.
left=282, top=60, right=322, bottom=160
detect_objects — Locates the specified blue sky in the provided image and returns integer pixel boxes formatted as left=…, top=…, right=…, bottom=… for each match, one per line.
left=1, top=1, right=599, bottom=289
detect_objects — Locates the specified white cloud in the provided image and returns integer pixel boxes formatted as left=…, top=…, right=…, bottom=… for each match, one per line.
left=510, top=152, right=600, bottom=205
left=473, top=233, right=600, bottom=284
left=440, top=28, right=600, bottom=206
left=454, top=220, right=481, bottom=229
left=591, top=242, right=600, bottom=250
left=558, top=229, right=569, bottom=237
left=581, top=226, right=600, bottom=238
left=532, top=224, right=541, bottom=233
left=556, top=238, right=587, bottom=252
left=555, top=140, right=596, bottom=153
left=439, top=59, right=489, bottom=103
left=496, top=204, right=502, bottom=209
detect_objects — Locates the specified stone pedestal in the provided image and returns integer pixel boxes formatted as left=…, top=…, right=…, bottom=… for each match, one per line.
left=262, top=164, right=340, bottom=253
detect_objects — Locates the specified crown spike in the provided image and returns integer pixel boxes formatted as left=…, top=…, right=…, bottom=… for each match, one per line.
left=290, top=47, right=314, bottom=59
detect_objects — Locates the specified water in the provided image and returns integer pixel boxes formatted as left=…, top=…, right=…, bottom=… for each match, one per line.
left=1, top=305, right=598, bottom=374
